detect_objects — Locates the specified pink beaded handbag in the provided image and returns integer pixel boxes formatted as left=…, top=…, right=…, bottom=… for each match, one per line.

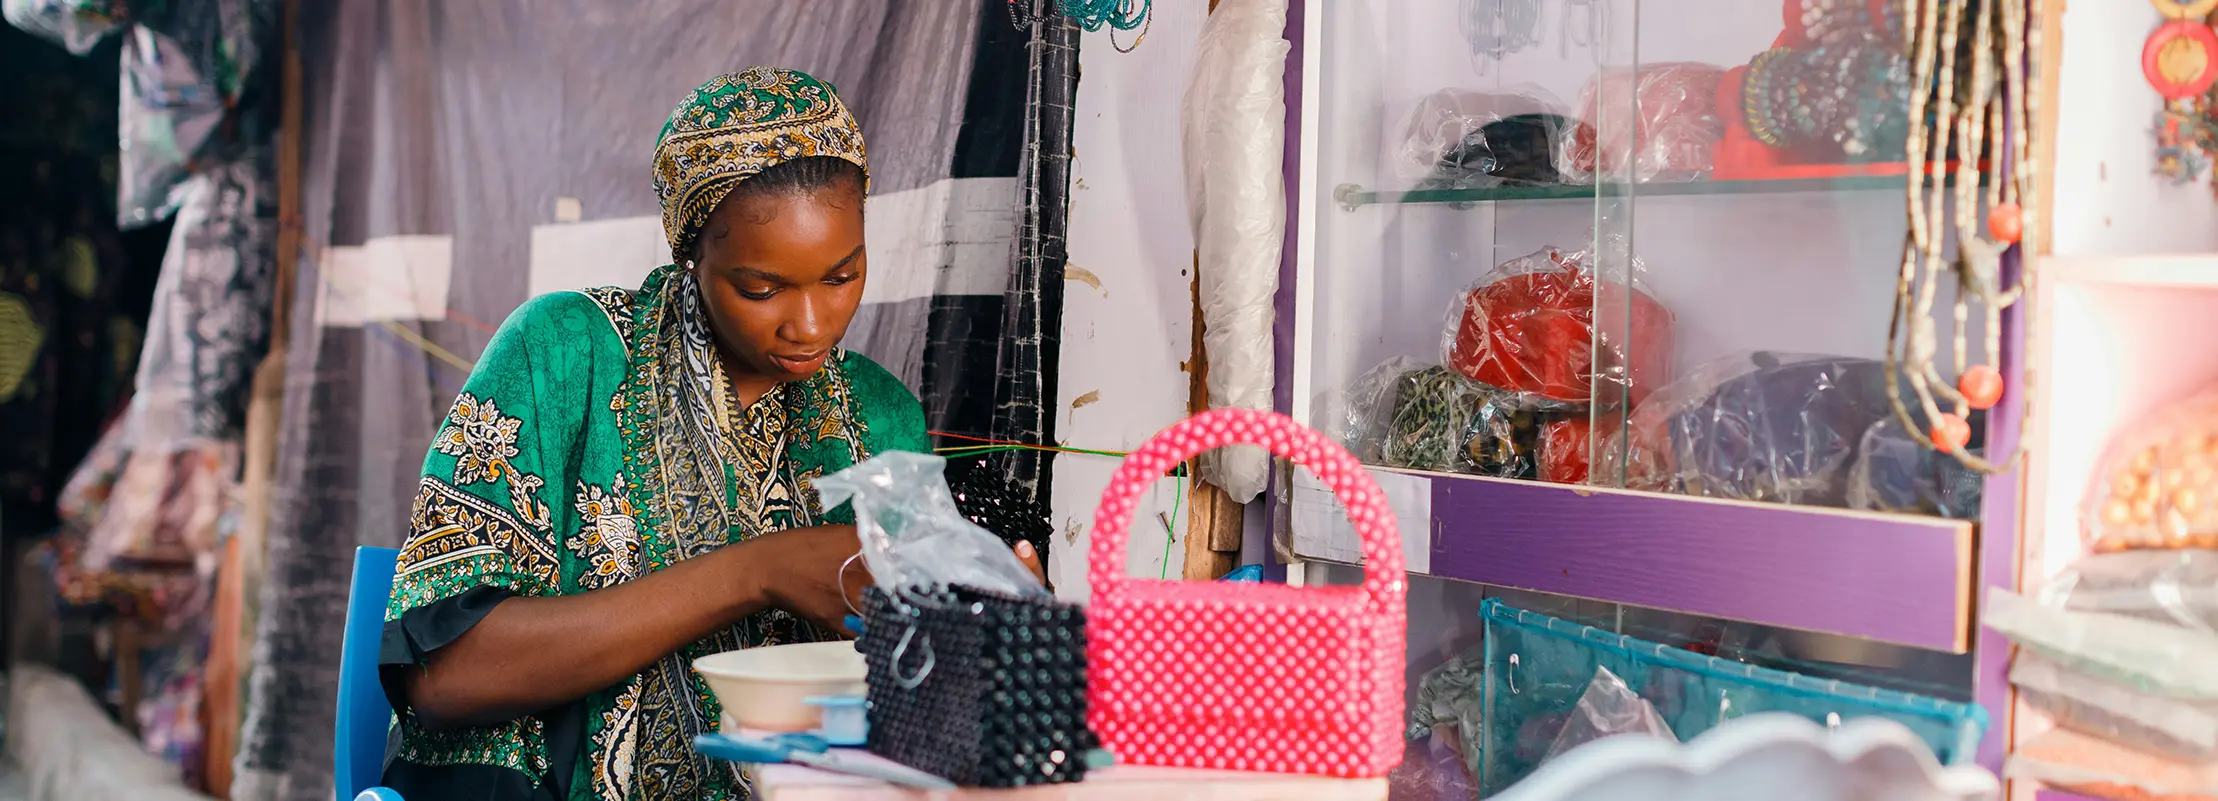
left=1085, top=409, right=1408, bottom=777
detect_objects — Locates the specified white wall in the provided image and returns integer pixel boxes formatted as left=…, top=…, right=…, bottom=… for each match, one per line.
left=2050, top=2, right=2218, bottom=256
left=1048, top=6, right=1211, bottom=600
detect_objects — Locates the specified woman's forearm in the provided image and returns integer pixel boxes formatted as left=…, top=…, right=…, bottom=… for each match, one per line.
left=399, top=541, right=774, bottom=729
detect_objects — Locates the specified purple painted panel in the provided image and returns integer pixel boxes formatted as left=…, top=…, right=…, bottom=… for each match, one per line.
left=1426, top=476, right=1973, bottom=650
left=1973, top=245, right=2028, bottom=771
left=1262, top=0, right=1305, bottom=582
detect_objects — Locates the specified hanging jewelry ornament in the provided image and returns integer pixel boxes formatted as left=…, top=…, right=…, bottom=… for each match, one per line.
left=2144, top=20, right=2218, bottom=100
left=1062, top=0, right=1152, bottom=52
left=2151, top=0, right=2218, bottom=20
left=1886, top=0, right=2040, bottom=473
left=1463, top=0, right=1545, bottom=74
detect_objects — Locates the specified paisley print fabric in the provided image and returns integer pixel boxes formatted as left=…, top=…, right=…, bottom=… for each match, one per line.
left=652, top=67, right=868, bottom=262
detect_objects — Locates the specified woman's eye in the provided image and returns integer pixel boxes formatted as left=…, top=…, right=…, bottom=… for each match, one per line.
left=825, top=273, right=859, bottom=286
left=738, top=287, right=778, bottom=300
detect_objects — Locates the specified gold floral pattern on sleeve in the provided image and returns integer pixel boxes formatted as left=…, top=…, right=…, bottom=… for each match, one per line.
left=393, top=477, right=561, bottom=608
left=436, top=392, right=552, bottom=530
left=567, top=476, right=644, bottom=590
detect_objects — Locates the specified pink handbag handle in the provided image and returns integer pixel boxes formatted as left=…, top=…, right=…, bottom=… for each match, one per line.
left=1089, top=408, right=1406, bottom=614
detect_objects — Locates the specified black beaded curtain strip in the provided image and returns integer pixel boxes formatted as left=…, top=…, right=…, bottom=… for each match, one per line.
left=989, top=0, right=1080, bottom=505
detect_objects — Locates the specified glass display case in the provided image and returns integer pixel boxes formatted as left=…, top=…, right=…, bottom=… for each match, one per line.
left=1277, top=0, right=2032, bottom=781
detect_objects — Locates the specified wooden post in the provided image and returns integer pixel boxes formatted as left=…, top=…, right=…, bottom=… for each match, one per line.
left=1183, top=260, right=1244, bottom=581
left=1180, top=0, right=1248, bottom=581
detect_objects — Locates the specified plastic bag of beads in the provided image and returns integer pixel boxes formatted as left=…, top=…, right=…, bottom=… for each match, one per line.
left=1442, top=246, right=1675, bottom=409
left=1985, top=587, right=2218, bottom=700
left=2, top=0, right=124, bottom=54
left=1557, top=63, right=1728, bottom=184
left=816, top=451, right=1047, bottom=599
left=1847, top=417, right=1987, bottom=519
left=2011, top=650, right=2218, bottom=761
left=2040, top=549, right=2218, bottom=632
left=1339, top=362, right=1553, bottom=478
left=1598, top=352, right=1980, bottom=508
left=2005, top=727, right=2218, bottom=801
left=1395, top=88, right=1573, bottom=191
left=857, top=584, right=1096, bottom=788
left=2083, top=384, right=2218, bottom=553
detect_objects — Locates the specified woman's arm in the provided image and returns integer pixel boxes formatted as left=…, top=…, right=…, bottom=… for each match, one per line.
left=401, top=523, right=864, bottom=730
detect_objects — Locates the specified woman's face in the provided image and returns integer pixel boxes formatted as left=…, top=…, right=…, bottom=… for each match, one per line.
left=691, top=184, right=866, bottom=387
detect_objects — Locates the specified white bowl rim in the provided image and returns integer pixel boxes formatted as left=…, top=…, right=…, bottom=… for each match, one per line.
left=691, top=641, right=866, bottom=684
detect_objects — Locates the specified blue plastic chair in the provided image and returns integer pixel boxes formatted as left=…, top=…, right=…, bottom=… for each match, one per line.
left=337, top=546, right=403, bottom=801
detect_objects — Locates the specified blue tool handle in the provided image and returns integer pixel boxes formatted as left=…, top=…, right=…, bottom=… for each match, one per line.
left=844, top=615, right=865, bottom=635
left=693, top=734, right=789, bottom=764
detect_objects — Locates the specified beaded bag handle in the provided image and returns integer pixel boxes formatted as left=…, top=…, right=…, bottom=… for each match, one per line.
left=1088, top=408, right=1405, bottom=614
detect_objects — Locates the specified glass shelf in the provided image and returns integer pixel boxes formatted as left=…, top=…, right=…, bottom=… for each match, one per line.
left=1333, top=173, right=1943, bottom=208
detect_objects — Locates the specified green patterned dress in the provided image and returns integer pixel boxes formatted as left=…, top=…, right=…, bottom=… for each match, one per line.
left=379, top=265, right=926, bottom=801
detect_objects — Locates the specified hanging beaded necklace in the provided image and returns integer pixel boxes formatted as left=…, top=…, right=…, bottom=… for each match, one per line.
left=1010, top=0, right=1151, bottom=52
left=1885, top=0, right=2038, bottom=471
left=1463, top=0, right=1545, bottom=73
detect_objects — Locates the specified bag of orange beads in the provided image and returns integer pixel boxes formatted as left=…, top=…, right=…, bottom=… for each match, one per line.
left=2085, top=385, right=2218, bottom=552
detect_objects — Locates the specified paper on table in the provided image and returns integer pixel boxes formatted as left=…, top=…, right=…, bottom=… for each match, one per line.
left=1289, top=467, right=1430, bottom=574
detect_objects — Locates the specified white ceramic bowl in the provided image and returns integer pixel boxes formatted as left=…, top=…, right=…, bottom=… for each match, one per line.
left=692, top=642, right=868, bottom=732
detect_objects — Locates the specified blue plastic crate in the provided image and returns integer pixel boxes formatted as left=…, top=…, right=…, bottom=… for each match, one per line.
left=1478, top=599, right=1987, bottom=794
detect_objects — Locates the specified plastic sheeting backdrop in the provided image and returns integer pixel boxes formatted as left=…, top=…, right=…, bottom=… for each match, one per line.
left=236, top=4, right=1033, bottom=799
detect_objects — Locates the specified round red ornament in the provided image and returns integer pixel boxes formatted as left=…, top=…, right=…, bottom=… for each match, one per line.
left=1987, top=203, right=2023, bottom=244
left=2143, top=21, right=2218, bottom=101
left=1958, top=365, right=2004, bottom=410
left=1930, top=413, right=1973, bottom=452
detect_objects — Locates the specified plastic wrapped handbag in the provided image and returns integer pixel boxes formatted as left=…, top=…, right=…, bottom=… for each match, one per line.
left=1086, top=408, right=1408, bottom=776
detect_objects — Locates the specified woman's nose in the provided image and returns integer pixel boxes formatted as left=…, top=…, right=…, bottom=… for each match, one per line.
left=781, top=291, right=825, bottom=343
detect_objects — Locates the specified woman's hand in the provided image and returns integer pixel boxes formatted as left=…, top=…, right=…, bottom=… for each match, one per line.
left=1013, top=540, right=1048, bottom=587
left=747, top=524, right=869, bottom=635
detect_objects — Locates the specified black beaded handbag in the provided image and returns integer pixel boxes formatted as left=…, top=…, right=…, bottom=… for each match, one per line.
left=856, top=583, right=1097, bottom=787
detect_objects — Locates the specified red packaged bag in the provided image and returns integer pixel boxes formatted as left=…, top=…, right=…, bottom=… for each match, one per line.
left=1444, top=247, right=1675, bottom=408
left=1559, top=63, right=1728, bottom=182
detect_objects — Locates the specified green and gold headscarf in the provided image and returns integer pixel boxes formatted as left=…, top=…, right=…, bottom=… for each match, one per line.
left=652, top=67, right=870, bottom=263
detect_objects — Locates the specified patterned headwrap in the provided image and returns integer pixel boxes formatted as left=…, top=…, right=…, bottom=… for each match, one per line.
left=652, top=67, right=870, bottom=263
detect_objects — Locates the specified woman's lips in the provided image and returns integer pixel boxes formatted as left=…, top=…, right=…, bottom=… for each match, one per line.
left=770, top=351, right=829, bottom=373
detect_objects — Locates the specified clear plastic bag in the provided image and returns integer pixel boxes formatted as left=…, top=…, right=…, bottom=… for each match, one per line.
left=2005, top=727, right=2218, bottom=801
left=1848, top=417, right=1986, bottom=520
left=2012, top=650, right=2218, bottom=761
left=1336, top=361, right=1553, bottom=478
left=1441, top=245, right=1675, bottom=409
left=1542, top=666, right=1679, bottom=762
left=1395, top=88, right=1571, bottom=190
left=1386, top=735, right=1476, bottom=801
left=2083, top=384, right=2218, bottom=553
left=814, top=451, right=1047, bottom=598
left=118, top=24, right=225, bottom=229
left=1985, top=587, right=2218, bottom=700
left=2040, top=549, right=2218, bottom=633
left=1599, top=352, right=1983, bottom=510
left=1408, top=644, right=1488, bottom=777
left=2, top=0, right=123, bottom=54
left=1558, top=63, right=1729, bottom=184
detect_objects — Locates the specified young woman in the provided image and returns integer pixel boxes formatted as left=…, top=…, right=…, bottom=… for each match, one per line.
left=378, top=67, right=1042, bottom=801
